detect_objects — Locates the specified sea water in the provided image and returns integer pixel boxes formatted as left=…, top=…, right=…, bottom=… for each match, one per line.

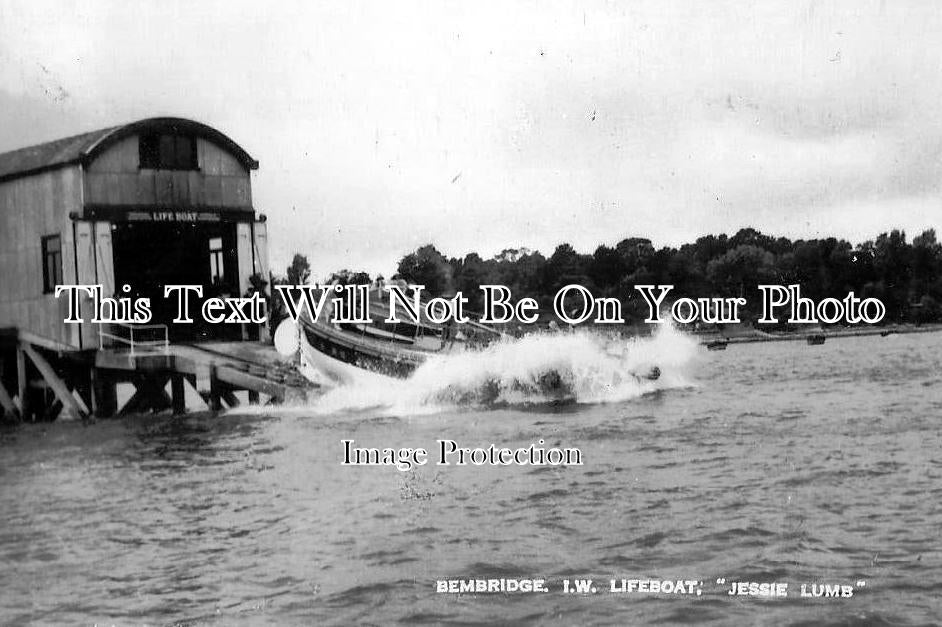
left=0, top=330, right=940, bottom=625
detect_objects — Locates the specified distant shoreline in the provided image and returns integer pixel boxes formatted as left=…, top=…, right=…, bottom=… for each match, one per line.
left=694, top=322, right=942, bottom=345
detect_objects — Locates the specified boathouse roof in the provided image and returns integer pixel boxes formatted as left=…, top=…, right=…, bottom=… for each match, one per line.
left=0, top=117, right=259, bottom=183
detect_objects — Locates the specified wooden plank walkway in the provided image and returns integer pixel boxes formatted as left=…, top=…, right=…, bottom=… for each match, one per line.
left=2, top=327, right=318, bottom=421
left=170, top=342, right=315, bottom=406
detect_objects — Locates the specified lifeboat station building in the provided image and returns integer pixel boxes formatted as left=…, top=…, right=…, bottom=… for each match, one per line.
left=0, top=118, right=308, bottom=422
left=0, top=117, right=270, bottom=346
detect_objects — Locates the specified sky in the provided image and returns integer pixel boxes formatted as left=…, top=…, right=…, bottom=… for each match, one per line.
left=0, top=1, right=940, bottom=278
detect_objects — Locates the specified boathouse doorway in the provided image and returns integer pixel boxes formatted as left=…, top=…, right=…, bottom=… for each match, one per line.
left=111, top=221, right=243, bottom=341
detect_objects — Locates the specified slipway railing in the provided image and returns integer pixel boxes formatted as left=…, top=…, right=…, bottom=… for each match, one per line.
left=99, top=322, right=169, bottom=356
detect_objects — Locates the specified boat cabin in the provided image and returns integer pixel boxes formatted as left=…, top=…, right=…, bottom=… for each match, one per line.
left=0, top=117, right=270, bottom=348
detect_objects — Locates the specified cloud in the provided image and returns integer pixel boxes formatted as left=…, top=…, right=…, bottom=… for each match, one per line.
left=0, top=1, right=940, bottom=276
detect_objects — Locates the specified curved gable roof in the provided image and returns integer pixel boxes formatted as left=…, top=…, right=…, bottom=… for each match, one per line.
left=0, top=117, right=259, bottom=183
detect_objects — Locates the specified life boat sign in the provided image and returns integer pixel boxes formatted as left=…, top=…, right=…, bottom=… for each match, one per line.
left=127, top=210, right=221, bottom=222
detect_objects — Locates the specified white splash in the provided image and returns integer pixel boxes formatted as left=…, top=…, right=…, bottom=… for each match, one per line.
left=306, top=324, right=699, bottom=415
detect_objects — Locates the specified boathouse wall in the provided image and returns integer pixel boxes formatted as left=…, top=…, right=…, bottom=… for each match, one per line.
left=0, top=117, right=268, bottom=349
left=0, top=166, right=84, bottom=347
left=84, top=135, right=252, bottom=208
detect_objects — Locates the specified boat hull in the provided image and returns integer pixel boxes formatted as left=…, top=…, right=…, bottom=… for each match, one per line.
left=300, top=318, right=429, bottom=378
left=294, top=317, right=662, bottom=393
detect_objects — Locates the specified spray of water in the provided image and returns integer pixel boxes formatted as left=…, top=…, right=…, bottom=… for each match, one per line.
left=307, top=324, right=699, bottom=415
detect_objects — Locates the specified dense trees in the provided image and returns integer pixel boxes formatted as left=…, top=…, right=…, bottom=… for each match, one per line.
left=276, top=227, right=942, bottom=326
left=285, top=254, right=311, bottom=286
left=391, top=228, right=942, bottom=325
left=396, top=245, right=453, bottom=296
left=326, top=269, right=372, bottom=286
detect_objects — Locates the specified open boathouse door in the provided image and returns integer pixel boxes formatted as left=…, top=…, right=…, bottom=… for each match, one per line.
left=110, top=217, right=244, bottom=341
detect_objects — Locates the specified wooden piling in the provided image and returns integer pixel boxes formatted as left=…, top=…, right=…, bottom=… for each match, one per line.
left=209, top=364, right=223, bottom=411
left=170, top=374, right=186, bottom=415
left=20, top=343, right=87, bottom=421
left=16, top=346, right=27, bottom=420
left=0, top=380, right=17, bottom=420
left=91, top=368, right=118, bottom=418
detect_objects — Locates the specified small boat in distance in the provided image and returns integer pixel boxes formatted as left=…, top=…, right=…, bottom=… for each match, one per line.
left=806, top=333, right=826, bottom=345
left=705, top=339, right=728, bottom=351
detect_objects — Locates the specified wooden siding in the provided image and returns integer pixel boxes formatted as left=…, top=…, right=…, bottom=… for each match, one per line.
left=236, top=222, right=254, bottom=295
left=73, top=221, right=115, bottom=348
left=254, top=221, right=270, bottom=284
left=74, top=220, right=96, bottom=347
left=0, top=166, right=83, bottom=347
left=84, top=136, right=252, bottom=209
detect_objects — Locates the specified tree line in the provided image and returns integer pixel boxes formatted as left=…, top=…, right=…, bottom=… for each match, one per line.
left=277, top=227, right=942, bottom=327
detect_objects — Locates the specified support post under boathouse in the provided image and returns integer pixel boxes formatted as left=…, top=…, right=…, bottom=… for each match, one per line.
left=0, top=117, right=314, bottom=422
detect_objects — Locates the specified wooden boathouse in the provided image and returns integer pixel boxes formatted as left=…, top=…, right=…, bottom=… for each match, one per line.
left=0, top=117, right=312, bottom=422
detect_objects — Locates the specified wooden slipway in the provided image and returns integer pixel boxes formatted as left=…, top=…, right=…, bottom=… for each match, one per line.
left=0, top=328, right=317, bottom=423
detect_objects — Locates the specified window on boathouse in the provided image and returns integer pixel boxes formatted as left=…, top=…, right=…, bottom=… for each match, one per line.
left=209, top=237, right=225, bottom=285
left=139, top=133, right=198, bottom=170
left=41, top=234, right=62, bottom=294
